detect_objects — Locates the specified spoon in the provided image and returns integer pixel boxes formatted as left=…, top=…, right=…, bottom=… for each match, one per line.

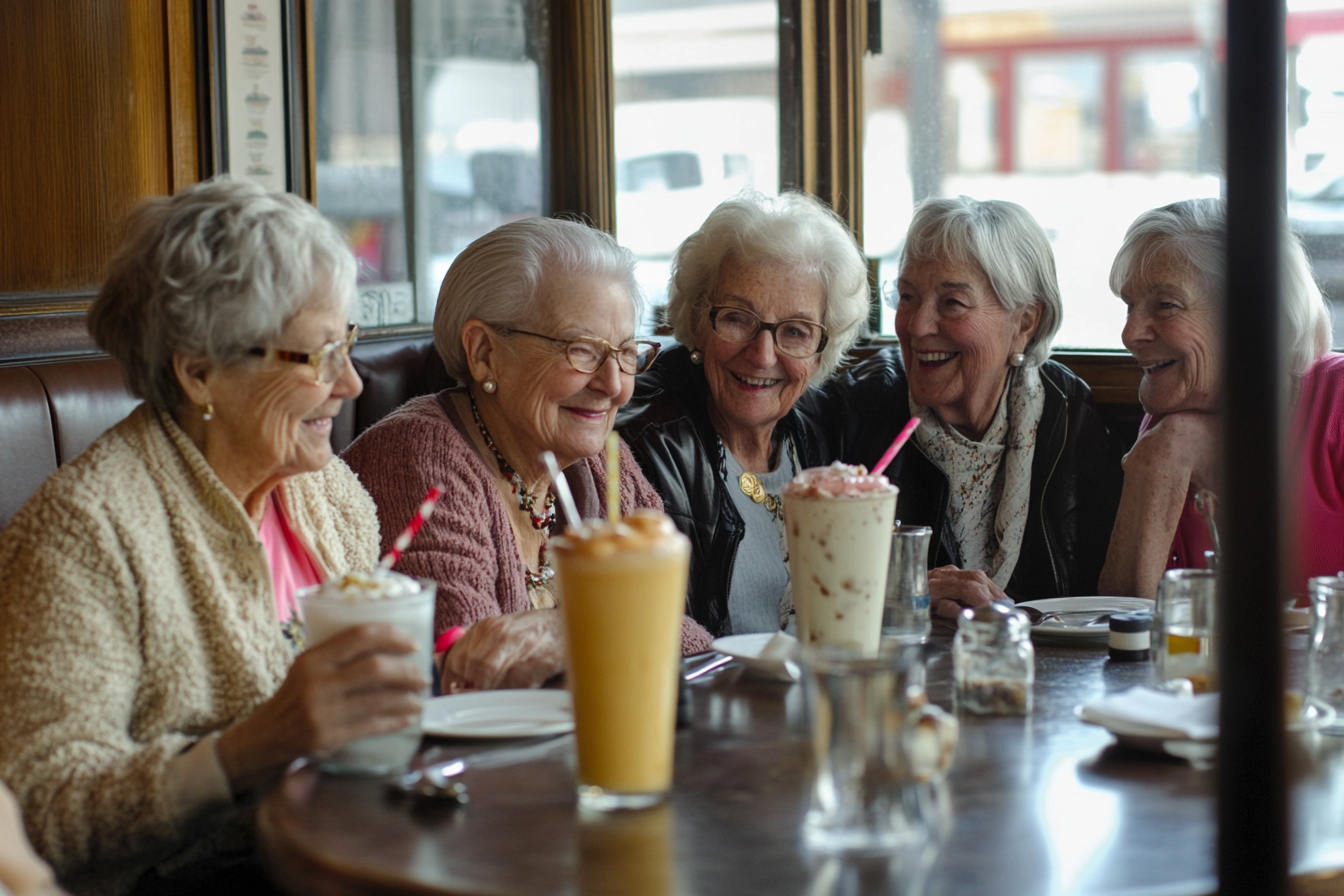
left=391, top=733, right=575, bottom=801
left=1017, top=605, right=1113, bottom=627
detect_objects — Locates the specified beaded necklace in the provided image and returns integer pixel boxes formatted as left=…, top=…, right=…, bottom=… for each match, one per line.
left=469, top=391, right=556, bottom=598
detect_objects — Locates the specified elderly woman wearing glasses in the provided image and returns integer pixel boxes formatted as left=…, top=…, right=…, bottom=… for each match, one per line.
left=344, top=217, right=713, bottom=693
left=617, top=191, right=871, bottom=637
left=0, top=179, right=426, bottom=894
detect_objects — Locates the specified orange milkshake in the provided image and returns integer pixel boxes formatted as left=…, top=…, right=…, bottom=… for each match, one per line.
left=552, top=509, right=690, bottom=810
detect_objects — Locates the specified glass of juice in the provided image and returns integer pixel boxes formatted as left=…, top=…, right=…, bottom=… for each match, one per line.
left=551, top=509, right=690, bottom=811
left=1153, top=568, right=1217, bottom=694
left=299, top=571, right=436, bottom=775
left=783, top=462, right=899, bottom=655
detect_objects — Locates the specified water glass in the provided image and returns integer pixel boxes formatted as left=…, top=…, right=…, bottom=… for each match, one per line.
left=1153, top=568, right=1217, bottom=694
left=1305, top=576, right=1344, bottom=724
left=884, top=526, right=932, bottom=644
left=801, top=640, right=956, bottom=854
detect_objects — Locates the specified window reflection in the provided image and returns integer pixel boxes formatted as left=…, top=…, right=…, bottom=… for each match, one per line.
left=313, top=0, right=542, bottom=328
left=612, top=0, right=780, bottom=333
left=864, top=0, right=1228, bottom=348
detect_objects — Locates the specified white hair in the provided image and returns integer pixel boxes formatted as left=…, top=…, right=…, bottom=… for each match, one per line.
left=433, top=217, right=641, bottom=380
left=88, top=176, right=356, bottom=414
left=666, top=190, right=870, bottom=383
left=896, top=196, right=1062, bottom=367
left=1109, top=198, right=1332, bottom=377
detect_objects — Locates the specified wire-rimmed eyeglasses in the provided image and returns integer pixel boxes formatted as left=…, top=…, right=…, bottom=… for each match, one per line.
left=248, top=323, right=359, bottom=385
left=496, top=327, right=661, bottom=375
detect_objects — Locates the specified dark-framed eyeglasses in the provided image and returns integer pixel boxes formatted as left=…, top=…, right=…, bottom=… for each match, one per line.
left=708, top=306, right=828, bottom=358
left=248, top=323, right=359, bottom=385
left=495, top=327, right=660, bottom=375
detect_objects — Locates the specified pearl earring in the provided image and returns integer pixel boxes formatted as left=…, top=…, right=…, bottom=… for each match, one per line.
left=482, top=379, right=497, bottom=394
left=1009, top=353, right=1026, bottom=368
left=202, top=402, right=215, bottom=421
left=689, top=349, right=704, bottom=365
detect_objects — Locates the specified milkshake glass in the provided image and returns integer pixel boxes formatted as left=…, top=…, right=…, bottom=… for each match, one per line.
left=784, top=463, right=899, bottom=655
left=552, top=509, right=690, bottom=811
left=299, top=571, right=436, bottom=774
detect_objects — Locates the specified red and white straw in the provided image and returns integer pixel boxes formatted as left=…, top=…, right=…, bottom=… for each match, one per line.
left=870, top=417, right=921, bottom=478
left=379, top=484, right=445, bottom=569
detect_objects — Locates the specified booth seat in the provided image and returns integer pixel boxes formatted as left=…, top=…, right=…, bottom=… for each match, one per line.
left=0, top=334, right=451, bottom=530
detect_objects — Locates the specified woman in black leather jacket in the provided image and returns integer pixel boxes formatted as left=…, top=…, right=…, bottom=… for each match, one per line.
left=618, top=192, right=871, bottom=638
left=827, top=198, right=1123, bottom=618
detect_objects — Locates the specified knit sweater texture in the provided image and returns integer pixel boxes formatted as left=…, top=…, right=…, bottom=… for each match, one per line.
left=0, top=406, right=379, bottom=896
left=342, top=392, right=713, bottom=654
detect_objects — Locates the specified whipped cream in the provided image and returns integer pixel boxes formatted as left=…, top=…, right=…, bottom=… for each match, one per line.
left=308, top=569, right=422, bottom=602
left=554, top=508, right=687, bottom=558
left=783, top=461, right=897, bottom=498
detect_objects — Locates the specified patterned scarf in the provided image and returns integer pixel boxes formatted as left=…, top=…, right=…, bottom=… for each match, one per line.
left=910, top=364, right=1044, bottom=588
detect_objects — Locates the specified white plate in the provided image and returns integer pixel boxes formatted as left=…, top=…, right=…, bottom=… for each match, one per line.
left=1016, top=597, right=1155, bottom=644
left=711, top=633, right=801, bottom=682
left=422, top=690, right=573, bottom=738
left=1075, top=698, right=1337, bottom=756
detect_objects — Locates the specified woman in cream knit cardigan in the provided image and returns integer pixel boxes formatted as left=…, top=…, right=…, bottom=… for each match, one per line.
left=0, top=179, right=425, bottom=896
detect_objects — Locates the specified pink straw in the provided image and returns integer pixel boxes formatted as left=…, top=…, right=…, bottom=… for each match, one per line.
left=379, top=484, right=445, bottom=569
left=870, top=417, right=921, bottom=478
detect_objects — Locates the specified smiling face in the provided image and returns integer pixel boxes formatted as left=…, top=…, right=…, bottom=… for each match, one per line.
left=698, top=256, right=825, bottom=447
left=1119, top=244, right=1220, bottom=415
left=895, top=258, right=1040, bottom=439
left=488, top=273, right=638, bottom=468
left=204, top=298, right=362, bottom=483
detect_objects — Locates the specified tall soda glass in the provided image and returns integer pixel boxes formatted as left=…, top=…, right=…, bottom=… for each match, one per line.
left=784, top=463, right=898, bottom=655
left=299, top=572, right=436, bottom=775
left=552, top=509, right=690, bottom=811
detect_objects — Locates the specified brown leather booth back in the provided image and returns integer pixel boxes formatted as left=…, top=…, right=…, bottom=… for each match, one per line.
left=0, top=334, right=448, bottom=530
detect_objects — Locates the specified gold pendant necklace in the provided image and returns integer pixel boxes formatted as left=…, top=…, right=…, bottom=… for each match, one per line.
left=739, top=472, right=783, bottom=521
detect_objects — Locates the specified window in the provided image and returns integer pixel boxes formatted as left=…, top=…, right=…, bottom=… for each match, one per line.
left=863, top=0, right=1226, bottom=348
left=312, top=0, right=544, bottom=329
left=611, top=0, right=781, bottom=331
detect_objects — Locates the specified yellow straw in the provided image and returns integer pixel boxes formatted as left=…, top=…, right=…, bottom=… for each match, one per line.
left=605, top=431, right=621, bottom=523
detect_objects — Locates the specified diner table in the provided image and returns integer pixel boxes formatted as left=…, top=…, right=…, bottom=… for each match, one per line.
left=258, top=628, right=1344, bottom=895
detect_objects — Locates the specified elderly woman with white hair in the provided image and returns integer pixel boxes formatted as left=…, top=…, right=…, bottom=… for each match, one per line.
left=617, top=191, right=871, bottom=637
left=0, top=178, right=425, bottom=894
left=343, top=217, right=713, bottom=692
left=1099, top=198, right=1341, bottom=600
left=829, top=196, right=1123, bottom=618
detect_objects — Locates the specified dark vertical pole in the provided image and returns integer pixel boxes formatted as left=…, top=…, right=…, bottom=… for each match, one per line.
left=1218, top=0, right=1288, bottom=892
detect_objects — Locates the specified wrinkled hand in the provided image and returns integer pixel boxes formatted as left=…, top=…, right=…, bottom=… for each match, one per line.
left=441, top=609, right=565, bottom=693
left=0, top=782, right=59, bottom=896
left=929, top=565, right=1008, bottom=620
left=218, top=623, right=428, bottom=793
left=1124, top=411, right=1220, bottom=493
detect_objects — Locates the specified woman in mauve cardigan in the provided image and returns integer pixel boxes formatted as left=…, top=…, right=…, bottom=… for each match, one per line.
left=344, top=217, right=712, bottom=692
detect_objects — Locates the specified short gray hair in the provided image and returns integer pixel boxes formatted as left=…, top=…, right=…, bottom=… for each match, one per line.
left=897, top=196, right=1062, bottom=367
left=433, top=217, right=641, bottom=381
left=88, top=176, right=356, bottom=414
left=667, top=190, right=870, bottom=383
left=1109, top=198, right=1331, bottom=377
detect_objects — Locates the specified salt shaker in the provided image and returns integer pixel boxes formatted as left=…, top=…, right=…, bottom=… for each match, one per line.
left=954, top=603, right=1034, bottom=715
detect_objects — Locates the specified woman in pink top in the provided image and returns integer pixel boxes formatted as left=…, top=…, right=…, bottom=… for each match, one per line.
left=1098, top=198, right=1340, bottom=600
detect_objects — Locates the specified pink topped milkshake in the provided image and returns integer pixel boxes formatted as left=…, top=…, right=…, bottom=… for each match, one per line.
left=783, top=463, right=898, bottom=654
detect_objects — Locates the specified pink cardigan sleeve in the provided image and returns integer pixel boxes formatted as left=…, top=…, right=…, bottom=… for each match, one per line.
left=342, top=399, right=529, bottom=635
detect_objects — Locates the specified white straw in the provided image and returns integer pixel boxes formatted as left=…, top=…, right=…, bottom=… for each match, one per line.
left=540, top=451, right=582, bottom=527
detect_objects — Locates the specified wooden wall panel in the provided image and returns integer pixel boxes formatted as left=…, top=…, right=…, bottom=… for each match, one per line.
left=0, top=1, right=196, bottom=295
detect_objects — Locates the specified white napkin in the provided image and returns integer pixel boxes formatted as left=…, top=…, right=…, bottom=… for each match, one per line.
left=757, top=632, right=800, bottom=662
left=1078, top=686, right=1219, bottom=741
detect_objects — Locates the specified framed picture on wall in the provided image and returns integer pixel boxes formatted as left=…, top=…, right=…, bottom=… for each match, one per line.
left=211, top=0, right=302, bottom=192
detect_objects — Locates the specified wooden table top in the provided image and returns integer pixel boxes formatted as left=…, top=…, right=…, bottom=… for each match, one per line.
left=258, top=630, right=1344, bottom=896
